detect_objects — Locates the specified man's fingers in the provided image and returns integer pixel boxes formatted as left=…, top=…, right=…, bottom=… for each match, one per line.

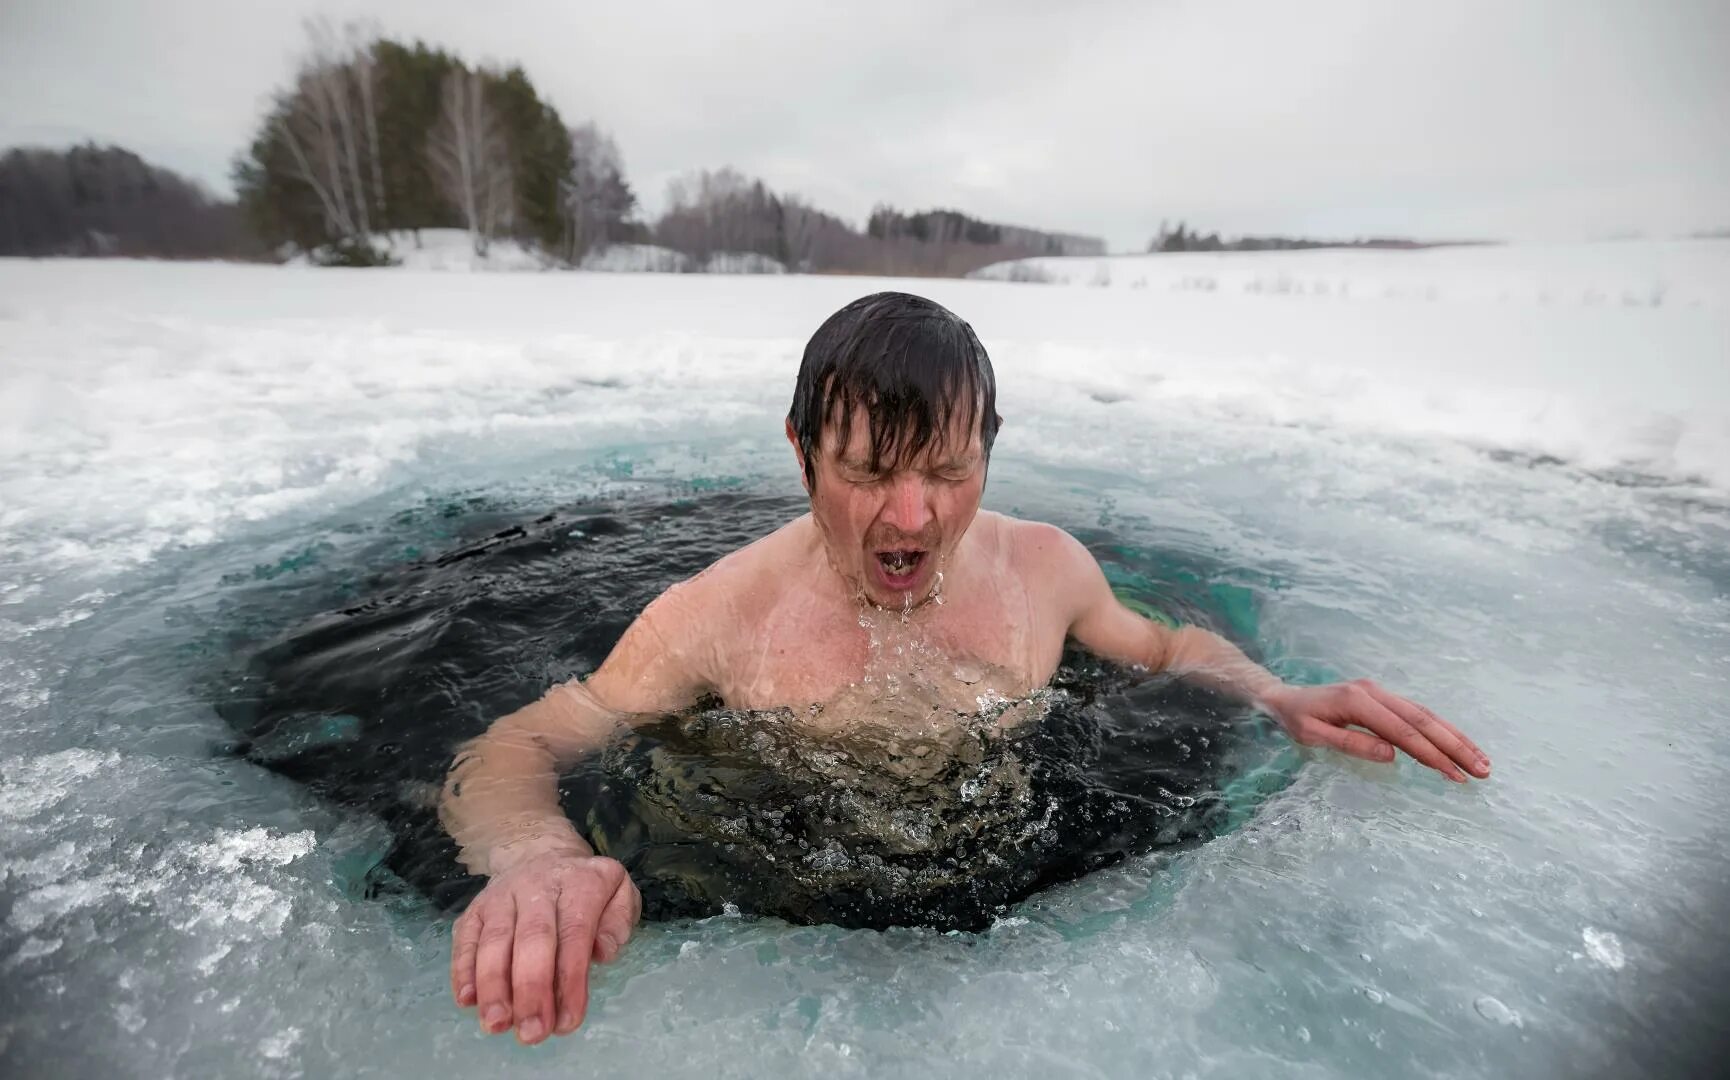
left=552, top=879, right=604, bottom=1035
left=1300, top=719, right=1396, bottom=764
left=1346, top=687, right=1468, bottom=782
left=1362, top=683, right=1491, bottom=778
left=473, top=896, right=517, bottom=1035
left=593, top=877, right=639, bottom=964
left=510, top=891, right=560, bottom=1045
left=450, top=909, right=481, bottom=1007
left=552, top=887, right=592, bottom=1035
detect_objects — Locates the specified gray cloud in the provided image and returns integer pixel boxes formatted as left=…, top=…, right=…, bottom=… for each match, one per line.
left=2, top=0, right=1726, bottom=249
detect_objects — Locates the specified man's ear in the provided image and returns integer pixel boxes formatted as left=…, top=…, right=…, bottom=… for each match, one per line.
left=785, top=419, right=811, bottom=495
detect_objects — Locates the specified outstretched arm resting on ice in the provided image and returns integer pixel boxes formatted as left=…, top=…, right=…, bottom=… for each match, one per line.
left=1051, top=527, right=1491, bottom=783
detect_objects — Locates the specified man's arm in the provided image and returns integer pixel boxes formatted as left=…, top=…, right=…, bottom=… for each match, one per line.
left=1047, top=527, right=1491, bottom=783
left=439, top=582, right=712, bottom=1045
left=439, top=586, right=706, bottom=873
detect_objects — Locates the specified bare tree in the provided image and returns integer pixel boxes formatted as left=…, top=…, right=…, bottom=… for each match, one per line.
left=273, top=19, right=386, bottom=246
left=308, top=20, right=370, bottom=238
left=561, top=122, right=633, bottom=262
left=427, top=69, right=514, bottom=255
left=655, top=167, right=786, bottom=268
left=780, top=195, right=825, bottom=272
left=349, top=22, right=387, bottom=224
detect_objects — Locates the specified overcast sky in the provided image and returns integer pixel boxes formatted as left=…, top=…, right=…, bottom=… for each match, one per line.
left=2, top=0, right=1725, bottom=250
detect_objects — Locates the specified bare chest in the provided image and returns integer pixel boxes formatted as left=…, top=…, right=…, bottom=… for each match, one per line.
left=715, top=579, right=1064, bottom=717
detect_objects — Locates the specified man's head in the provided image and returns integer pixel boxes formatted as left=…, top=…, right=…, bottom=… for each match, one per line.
left=786, top=292, right=1002, bottom=607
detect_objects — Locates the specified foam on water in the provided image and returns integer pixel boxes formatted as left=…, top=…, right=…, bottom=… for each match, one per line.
left=1, top=250, right=1728, bottom=1077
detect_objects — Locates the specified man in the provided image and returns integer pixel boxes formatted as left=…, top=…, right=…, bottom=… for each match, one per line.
left=440, top=292, right=1491, bottom=1045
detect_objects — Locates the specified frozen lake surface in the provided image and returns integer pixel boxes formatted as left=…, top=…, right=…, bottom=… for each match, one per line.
left=2, top=245, right=1728, bottom=1077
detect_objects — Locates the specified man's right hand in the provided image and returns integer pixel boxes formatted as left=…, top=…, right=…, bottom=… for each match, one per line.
left=449, top=850, right=641, bottom=1044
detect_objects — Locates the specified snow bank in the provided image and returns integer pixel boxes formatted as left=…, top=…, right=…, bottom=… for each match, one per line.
left=284, top=229, right=553, bottom=272
left=281, top=233, right=787, bottom=276
left=386, top=230, right=551, bottom=272
left=579, top=242, right=691, bottom=273
left=576, top=245, right=787, bottom=275
left=703, top=251, right=786, bottom=275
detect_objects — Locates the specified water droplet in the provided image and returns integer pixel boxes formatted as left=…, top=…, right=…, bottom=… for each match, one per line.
left=1474, top=995, right=1522, bottom=1027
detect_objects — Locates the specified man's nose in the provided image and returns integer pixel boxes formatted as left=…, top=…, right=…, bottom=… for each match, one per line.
left=880, top=472, right=933, bottom=535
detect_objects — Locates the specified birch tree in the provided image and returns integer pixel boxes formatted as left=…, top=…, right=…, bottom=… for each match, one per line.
left=427, top=69, right=515, bottom=255
left=271, top=18, right=386, bottom=247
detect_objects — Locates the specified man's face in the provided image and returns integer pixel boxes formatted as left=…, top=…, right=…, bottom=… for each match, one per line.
left=790, top=407, right=987, bottom=608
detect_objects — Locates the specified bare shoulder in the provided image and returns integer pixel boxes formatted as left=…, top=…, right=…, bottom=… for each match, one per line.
left=589, top=513, right=807, bottom=708
left=991, top=512, right=1096, bottom=579
left=989, top=512, right=1109, bottom=627
left=649, top=512, right=812, bottom=627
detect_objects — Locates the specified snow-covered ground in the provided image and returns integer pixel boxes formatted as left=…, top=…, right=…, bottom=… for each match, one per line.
left=283, top=228, right=555, bottom=272
left=1, top=243, right=1728, bottom=1077
left=973, top=239, right=1728, bottom=312
left=282, top=229, right=784, bottom=275
left=579, top=241, right=691, bottom=273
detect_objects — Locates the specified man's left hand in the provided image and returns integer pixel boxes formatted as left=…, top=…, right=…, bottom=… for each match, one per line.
left=1258, top=679, right=1491, bottom=783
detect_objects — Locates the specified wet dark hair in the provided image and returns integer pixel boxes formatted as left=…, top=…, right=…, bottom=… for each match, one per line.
left=788, top=292, right=1001, bottom=488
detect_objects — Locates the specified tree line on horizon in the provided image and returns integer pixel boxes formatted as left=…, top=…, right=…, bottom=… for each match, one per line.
left=0, top=22, right=1104, bottom=274
left=0, top=144, right=262, bottom=259
left=5, top=21, right=1533, bottom=272
left=1147, top=220, right=1468, bottom=253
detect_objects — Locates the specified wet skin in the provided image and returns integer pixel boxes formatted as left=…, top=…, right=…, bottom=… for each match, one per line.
left=439, top=410, right=1493, bottom=1044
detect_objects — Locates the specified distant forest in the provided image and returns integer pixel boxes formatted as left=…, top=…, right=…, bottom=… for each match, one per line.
left=2, top=20, right=1516, bottom=272
left=1147, top=221, right=1474, bottom=253
left=0, top=21, right=1101, bottom=275
left=0, top=144, right=261, bottom=259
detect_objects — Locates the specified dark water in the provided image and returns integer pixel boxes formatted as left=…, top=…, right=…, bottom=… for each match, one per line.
left=213, top=490, right=1294, bottom=931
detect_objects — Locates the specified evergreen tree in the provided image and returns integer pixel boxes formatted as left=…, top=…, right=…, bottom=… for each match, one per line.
left=485, top=66, right=574, bottom=253
left=233, top=30, right=581, bottom=260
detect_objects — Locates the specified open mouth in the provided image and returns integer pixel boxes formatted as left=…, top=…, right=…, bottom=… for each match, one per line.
left=874, top=548, right=926, bottom=585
